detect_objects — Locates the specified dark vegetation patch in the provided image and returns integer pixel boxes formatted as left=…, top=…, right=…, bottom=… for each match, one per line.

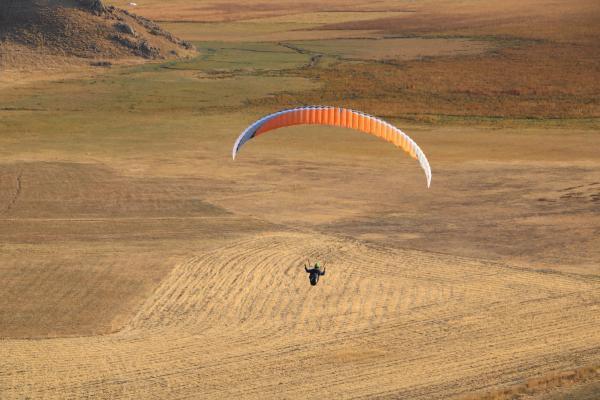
left=248, top=41, right=599, bottom=121
left=230, top=1, right=600, bottom=124
left=90, top=60, right=111, bottom=67
left=462, top=364, right=600, bottom=400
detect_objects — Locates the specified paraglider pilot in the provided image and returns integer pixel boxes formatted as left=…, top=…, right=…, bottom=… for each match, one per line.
left=304, top=261, right=326, bottom=286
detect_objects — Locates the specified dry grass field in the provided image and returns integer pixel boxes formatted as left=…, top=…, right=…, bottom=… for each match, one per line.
left=1, top=0, right=599, bottom=398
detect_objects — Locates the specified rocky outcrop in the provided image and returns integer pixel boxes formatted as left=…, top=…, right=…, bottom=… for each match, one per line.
left=0, top=0, right=18, bottom=23
left=115, top=22, right=136, bottom=36
left=0, top=0, right=196, bottom=69
left=77, top=0, right=106, bottom=15
left=111, top=34, right=159, bottom=58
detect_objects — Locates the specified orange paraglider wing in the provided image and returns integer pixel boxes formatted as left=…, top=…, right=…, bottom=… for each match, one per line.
left=232, top=106, right=432, bottom=187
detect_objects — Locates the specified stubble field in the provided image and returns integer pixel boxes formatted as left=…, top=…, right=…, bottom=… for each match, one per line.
left=1, top=0, right=599, bottom=398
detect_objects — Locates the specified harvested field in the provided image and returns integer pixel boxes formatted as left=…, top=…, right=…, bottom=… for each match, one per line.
left=0, top=161, right=274, bottom=337
left=106, top=0, right=415, bottom=22
left=2, top=233, right=599, bottom=398
left=159, top=21, right=379, bottom=43
left=1, top=0, right=599, bottom=398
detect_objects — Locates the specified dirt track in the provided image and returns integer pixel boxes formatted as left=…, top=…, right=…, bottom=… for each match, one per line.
left=2, top=232, right=598, bottom=398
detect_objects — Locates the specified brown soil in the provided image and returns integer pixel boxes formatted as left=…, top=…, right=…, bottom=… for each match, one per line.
left=107, top=0, right=415, bottom=23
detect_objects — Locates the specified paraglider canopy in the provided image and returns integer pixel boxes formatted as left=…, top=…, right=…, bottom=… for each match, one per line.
left=232, top=106, right=432, bottom=187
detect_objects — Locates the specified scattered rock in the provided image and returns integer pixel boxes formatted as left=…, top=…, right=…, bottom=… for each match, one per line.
left=115, top=22, right=136, bottom=36
left=111, top=34, right=159, bottom=58
left=126, top=11, right=195, bottom=51
left=181, top=41, right=194, bottom=50
left=112, top=34, right=134, bottom=48
left=77, top=0, right=106, bottom=15
left=138, top=40, right=160, bottom=58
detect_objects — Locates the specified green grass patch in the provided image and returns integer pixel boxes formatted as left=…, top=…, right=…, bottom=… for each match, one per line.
left=161, top=41, right=312, bottom=73
left=0, top=60, right=318, bottom=158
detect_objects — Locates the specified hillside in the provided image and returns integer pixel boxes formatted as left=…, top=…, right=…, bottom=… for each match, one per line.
left=0, top=0, right=196, bottom=73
